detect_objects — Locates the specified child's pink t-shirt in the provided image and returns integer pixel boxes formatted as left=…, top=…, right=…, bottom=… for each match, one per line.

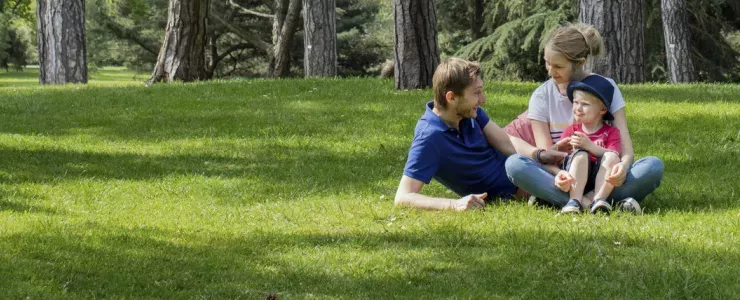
left=561, top=123, right=621, bottom=162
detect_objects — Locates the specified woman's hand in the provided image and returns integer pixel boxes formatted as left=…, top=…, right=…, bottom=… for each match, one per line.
left=606, top=162, right=628, bottom=187
left=554, top=170, right=574, bottom=192
left=569, top=132, right=595, bottom=151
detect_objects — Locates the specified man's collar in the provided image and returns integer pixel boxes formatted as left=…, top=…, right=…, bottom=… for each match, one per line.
left=423, top=101, right=459, bottom=132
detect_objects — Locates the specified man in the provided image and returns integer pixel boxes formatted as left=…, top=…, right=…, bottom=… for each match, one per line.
left=394, top=58, right=565, bottom=211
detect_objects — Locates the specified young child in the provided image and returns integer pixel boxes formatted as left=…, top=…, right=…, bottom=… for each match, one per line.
left=555, top=75, right=622, bottom=214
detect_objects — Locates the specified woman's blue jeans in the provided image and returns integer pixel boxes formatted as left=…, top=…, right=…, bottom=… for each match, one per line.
left=505, top=154, right=664, bottom=207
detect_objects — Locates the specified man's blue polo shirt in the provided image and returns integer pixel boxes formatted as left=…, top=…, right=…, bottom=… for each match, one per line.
left=403, top=101, right=517, bottom=199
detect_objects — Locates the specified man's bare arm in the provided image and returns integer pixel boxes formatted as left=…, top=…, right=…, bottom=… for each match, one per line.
left=394, top=176, right=486, bottom=211
left=482, top=121, right=516, bottom=156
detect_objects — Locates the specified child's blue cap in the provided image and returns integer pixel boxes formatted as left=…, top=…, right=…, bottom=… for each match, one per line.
left=567, top=75, right=614, bottom=121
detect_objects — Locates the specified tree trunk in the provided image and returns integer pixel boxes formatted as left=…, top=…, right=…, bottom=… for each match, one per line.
left=303, top=0, right=337, bottom=77
left=206, top=33, right=218, bottom=79
left=36, top=0, right=87, bottom=84
left=148, top=0, right=210, bottom=85
left=470, top=0, right=484, bottom=39
left=393, top=0, right=440, bottom=89
left=268, top=0, right=301, bottom=78
left=660, top=0, right=695, bottom=83
left=579, top=0, right=645, bottom=83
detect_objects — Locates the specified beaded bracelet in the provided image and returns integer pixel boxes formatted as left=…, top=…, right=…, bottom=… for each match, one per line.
left=536, top=148, right=545, bottom=164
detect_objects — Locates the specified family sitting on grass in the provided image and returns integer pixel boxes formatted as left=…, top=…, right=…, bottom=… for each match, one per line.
left=394, top=23, right=664, bottom=214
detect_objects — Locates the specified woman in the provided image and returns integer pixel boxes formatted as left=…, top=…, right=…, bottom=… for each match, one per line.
left=504, top=23, right=664, bottom=213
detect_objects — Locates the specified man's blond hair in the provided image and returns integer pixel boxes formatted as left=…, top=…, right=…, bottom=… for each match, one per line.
left=433, top=58, right=481, bottom=109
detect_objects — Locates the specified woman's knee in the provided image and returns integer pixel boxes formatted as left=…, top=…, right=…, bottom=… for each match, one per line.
left=637, top=156, right=665, bottom=182
left=505, top=154, right=530, bottom=176
left=643, top=156, right=664, bottom=173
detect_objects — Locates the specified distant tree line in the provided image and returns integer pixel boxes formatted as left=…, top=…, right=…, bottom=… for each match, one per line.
left=0, top=0, right=737, bottom=85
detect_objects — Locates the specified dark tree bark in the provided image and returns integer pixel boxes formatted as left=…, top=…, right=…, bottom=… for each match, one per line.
left=580, top=0, right=646, bottom=83
left=148, top=0, right=210, bottom=85
left=268, top=0, right=302, bottom=78
left=36, top=0, right=87, bottom=84
left=470, top=0, right=484, bottom=39
left=303, top=0, right=337, bottom=77
left=661, top=0, right=695, bottom=83
left=393, top=0, right=440, bottom=89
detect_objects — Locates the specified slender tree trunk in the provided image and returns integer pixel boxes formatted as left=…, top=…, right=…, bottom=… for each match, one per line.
left=661, top=0, right=695, bottom=83
left=148, top=0, right=210, bottom=85
left=393, top=0, right=440, bottom=89
left=268, top=0, right=301, bottom=78
left=470, top=0, right=484, bottom=39
left=36, top=0, right=87, bottom=84
left=303, top=0, right=336, bottom=77
left=580, top=0, right=645, bottom=83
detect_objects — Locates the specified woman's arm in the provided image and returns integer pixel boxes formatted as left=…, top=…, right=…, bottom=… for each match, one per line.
left=611, top=109, right=634, bottom=169
left=605, top=109, right=633, bottom=187
left=531, top=120, right=554, bottom=149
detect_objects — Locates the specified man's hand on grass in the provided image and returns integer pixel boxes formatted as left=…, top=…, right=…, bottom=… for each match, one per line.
left=453, top=193, right=487, bottom=211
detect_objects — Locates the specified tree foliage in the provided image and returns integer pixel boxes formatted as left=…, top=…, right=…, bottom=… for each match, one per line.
left=86, top=0, right=166, bottom=71
left=448, top=0, right=739, bottom=82
left=85, top=0, right=389, bottom=78
left=453, top=0, right=575, bottom=81
left=0, top=0, right=34, bottom=70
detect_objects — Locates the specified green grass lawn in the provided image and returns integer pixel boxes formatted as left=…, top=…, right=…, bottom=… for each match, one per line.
left=0, top=67, right=148, bottom=87
left=0, top=72, right=739, bottom=298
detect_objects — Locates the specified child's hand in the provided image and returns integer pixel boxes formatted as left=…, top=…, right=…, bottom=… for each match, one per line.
left=554, top=170, right=574, bottom=192
left=569, top=132, right=594, bottom=151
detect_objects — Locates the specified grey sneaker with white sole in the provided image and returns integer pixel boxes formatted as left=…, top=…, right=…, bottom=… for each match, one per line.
left=616, top=197, right=643, bottom=215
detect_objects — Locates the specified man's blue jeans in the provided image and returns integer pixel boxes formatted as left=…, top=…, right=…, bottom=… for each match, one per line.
left=505, top=154, right=664, bottom=207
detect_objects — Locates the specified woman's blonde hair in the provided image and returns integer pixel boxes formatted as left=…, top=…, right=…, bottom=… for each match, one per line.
left=546, top=23, right=605, bottom=63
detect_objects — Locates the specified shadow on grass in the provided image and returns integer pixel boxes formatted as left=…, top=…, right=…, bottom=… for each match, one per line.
left=0, top=200, right=59, bottom=215
left=1, top=224, right=736, bottom=298
left=0, top=81, right=422, bottom=141
left=0, top=185, right=60, bottom=214
left=0, top=79, right=736, bottom=141
left=0, top=142, right=407, bottom=196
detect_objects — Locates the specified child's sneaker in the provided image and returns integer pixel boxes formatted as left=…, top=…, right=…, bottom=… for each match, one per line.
left=561, top=199, right=583, bottom=213
left=616, top=197, right=642, bottom=215
left=590, top=199, right=612, bottom=214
